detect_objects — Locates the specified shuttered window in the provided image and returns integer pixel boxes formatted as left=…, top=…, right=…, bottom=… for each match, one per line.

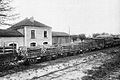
left=44, top=31, right=47, bottom=38
left=31, top=30, right=35, bottom=39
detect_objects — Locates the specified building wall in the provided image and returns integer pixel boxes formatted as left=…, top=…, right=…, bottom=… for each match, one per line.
left=0, top=25, right=52, bottom=49
left=24, top=26, right=52, bottom=47
left=0, top=37, right=24, bottom=49
left=52, top=36, right=70, bottom=45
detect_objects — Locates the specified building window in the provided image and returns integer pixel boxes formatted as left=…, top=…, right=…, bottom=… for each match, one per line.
left=30, top=42, right=36, bottom=47
left=31, top=30, right=35, bottom=39
left=9, top=43, right=17, bottom=49
left=43, top=42, right=48, bottom=44
left=44, top=31, right=47, bottom=38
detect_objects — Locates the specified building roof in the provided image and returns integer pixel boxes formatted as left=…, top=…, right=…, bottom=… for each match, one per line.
left=8, top=17, right=51, bottom=30
left=52, top=31, right=70, bottom=37
left=0, top=29, right=24, bottom=37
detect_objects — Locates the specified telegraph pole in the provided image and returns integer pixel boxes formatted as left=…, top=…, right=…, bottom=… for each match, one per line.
left=69, top=26, right=71, bottom=43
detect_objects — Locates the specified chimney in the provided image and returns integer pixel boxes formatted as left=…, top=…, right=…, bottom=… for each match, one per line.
left=29, top=17, right=34, bottom=22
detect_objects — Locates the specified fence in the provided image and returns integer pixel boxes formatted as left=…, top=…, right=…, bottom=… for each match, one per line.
left=0, top=43, right=16, bottom=54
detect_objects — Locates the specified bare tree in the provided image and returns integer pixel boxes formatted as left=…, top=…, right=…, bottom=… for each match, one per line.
left=0, top=0, right=18, bottom=26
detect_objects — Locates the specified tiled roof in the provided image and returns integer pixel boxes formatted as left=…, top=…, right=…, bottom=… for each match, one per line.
left=52, top=31, right=70, bottom=37
left=0, top=29, right=24, bottom=37
left=8, top=17, right=51, bottom=30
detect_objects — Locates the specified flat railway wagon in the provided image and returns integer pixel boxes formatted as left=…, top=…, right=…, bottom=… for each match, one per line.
left=113, top=37, right=120, bottom=46
left=17, top=36, right=120, bottom=65
left=0, top=35, right=119, bottom=66
left=96, top=35, right=115, bottom=47
left=18, top=46, right=63, bottom=64
left=0, top=46, right=17, bottom=70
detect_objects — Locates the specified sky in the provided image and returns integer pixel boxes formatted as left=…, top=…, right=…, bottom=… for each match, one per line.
left=7, top=0, right=120, bottom=35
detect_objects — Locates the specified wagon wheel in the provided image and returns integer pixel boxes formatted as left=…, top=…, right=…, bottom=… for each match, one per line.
left=57, top=51, right=63, bottom=58
left=29, top=59, right=37, bottom=64
left=23, top=59, right=31, bottom=65
left=46, top=55, right=52, bottom=61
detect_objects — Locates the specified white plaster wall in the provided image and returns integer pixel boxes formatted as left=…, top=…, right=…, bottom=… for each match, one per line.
left=0, top=26, right=52, bottom=49
left=24, top=26, right=52, bottom=47
left=0, top=37, right=24, bottom=49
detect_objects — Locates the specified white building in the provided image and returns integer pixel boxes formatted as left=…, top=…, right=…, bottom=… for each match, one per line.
left=0, top=17, right=52, bottom=49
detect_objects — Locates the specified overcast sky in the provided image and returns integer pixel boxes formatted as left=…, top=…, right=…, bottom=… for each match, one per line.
left=10, top=0, right=120, bottom=35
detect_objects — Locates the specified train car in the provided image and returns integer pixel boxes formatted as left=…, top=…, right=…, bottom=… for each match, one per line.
left=0, top=46, right=17, bottom=70
left=42, top=46, right=59, bottom=61
left=70, top=43, right=81, bottom=55
left=113, top=37, right=120, bottom=46
left=18, top=45, right=62, bottom=64
left=17, top=35, right=120, bottom=65
left=96, top=35, right=114, bottom=47
left=60, top=43, right=73, bottom=56
left=92, top=38, right=105, bottom=49
left=18, top=46, right=42, bottom=64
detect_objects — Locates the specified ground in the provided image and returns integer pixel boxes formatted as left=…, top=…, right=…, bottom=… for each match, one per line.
left=0, top=47, right=120, bottom=80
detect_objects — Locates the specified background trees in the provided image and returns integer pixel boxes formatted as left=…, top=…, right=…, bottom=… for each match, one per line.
left=71, top=34, right=86, bottom=42
left=92, top=33, right=109, bottom=38
left=78, top=34, right=86, bottom=41
left=92, top=33, right=100, bottom=38
left=71, top=35, right=78, bottom=42
left=0, top=0, right=18, bottom=26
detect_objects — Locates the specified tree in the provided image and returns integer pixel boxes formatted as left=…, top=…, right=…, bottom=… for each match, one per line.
left=0, top=0, right=18, bottom=26
left=92, top=33, right=100, bottom=38
left=101, top=32, right=109, bottom=35
left=71, top=35, right=78, bottom=42
left=78, top=34, right=86, bottom=41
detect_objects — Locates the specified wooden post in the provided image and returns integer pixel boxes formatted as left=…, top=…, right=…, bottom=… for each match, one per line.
left=3, top=42, right=5, bottom=54
left=68, top=26, right=71, bottom=53
left=13, top=42, right=14, bottom=54
left=69, top=26, right=71, bottom=43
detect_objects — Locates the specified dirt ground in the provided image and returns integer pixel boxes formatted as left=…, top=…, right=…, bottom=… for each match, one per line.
left=0, top=47, right=120, bottom=80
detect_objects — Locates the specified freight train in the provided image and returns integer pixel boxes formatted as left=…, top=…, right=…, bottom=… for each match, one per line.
left=18, top=35, right=120, bottom=65
left=0, top=35, right=120, bottom=67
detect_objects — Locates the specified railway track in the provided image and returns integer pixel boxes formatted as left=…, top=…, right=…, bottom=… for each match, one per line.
left=31, top=47, right=120, bottom=80
left=1, top=46, right=120, bottom=80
